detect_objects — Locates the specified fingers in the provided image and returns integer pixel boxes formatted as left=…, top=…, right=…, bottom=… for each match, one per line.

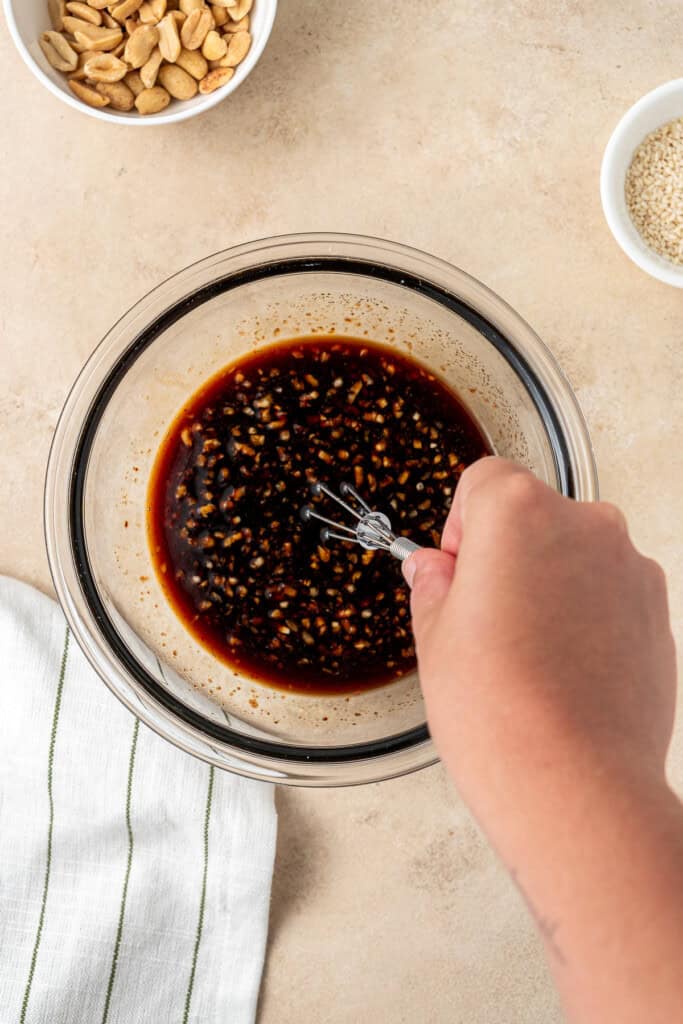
left=441, top=456, right=527, bottom=555
left=404, top=460, right=529, bottom=658
left=403, top=547, right=456, bottom=643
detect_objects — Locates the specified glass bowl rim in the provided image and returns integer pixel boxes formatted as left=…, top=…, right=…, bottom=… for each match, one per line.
left=44, top=231, right=599, bottom=786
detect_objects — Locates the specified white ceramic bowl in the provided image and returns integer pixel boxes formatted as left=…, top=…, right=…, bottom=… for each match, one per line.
left=4, top=0, right=277, bottom=125
left=601, top=78, right=683, bottom=287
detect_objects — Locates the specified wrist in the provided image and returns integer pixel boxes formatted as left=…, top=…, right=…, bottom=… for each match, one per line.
left=443, top=725, right=672, bottom=879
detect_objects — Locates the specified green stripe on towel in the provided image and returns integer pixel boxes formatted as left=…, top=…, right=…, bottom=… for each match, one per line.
left=182, top=766, right=215, bottom=1024
left=101, top=717, right=140, bottom=1024
left=20, top=626, right=70, bottom=1024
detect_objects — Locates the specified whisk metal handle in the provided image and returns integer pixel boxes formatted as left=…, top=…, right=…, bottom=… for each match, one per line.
left=388, top=537, right=422, bottom=562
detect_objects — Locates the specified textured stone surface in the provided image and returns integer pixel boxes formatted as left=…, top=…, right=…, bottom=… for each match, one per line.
left=2, top=1, right=683, bottom=1020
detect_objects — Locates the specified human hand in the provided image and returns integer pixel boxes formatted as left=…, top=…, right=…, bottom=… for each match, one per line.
left=404, top=456, right=676, bottom=845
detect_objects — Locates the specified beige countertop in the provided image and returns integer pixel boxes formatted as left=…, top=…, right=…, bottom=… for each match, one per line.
left=3, top=1, right=683, bottom=1020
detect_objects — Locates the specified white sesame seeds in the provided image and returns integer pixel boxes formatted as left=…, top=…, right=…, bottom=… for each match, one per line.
left=625, top=117, right=683, bottom=265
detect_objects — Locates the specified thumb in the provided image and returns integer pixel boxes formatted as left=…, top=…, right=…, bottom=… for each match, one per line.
left=402, top=547, right=456, bottom=644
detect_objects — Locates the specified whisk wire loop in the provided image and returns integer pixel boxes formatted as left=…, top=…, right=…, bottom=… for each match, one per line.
left=301, top=481, right=422, bottom=563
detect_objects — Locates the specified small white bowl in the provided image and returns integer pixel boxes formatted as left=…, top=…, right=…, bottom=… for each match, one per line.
left=4, top=0, right=277, bottom=126
left=601, top=78, right=683, bottom=287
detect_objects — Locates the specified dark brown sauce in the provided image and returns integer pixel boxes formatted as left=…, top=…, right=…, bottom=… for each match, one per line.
left=148, top=336, right=490, bottom=694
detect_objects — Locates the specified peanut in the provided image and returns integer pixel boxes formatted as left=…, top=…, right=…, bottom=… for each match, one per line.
left=222, top=29, right=249, bottom=66
left=68, top=78, right=110, bottom=106
left=223, top=13, right=247, bottom=31
left=84, top=51, right=129, bottom=80
left=138, top=2, right=158, bottom=23
left=176, top=46, right=208, bottom=78
left=158, top=11, right=181, bottom=60
left=140, top=44, right=163, bottom=86
left=201, top=29, right=226, bottom=59
left=70, top=32, right=90, bottom=51
left=96, top=79, right=135, bottom=110
left=138, top=0, right=166, bottom=22
left=210, top=0, right=239, bottom=6
left=62, top=15, right=111, bottom=37
left=65, top=1, right=101, bottom=25
left=66, top=20, right=124, bottom=50
left=179, top=0, right=204, bottom=11
left=210, top=4, right=228, bottom=26
left=101, top=12, right=120, bottom=28
left=48, top=0, right=66, bottom=30
left=227, top=0, right=251, bottom=19
left=39, top=31, right=78, bottom=71
left=134, top=84, right=171, bottom=113
left=158, top=62, right=197, bottom=98
left=61, top=13, right=91, bottom=31
left=124, top=23, right=159, bottom=67
left=180, top=6, right=213, bottom=49
left=68, top=49, right=97, bottom=79
left=199, top=65, right=233, bottom=92
left=111, top=0, right=143, bottom=20
left=124, top=68, right=145, bottom=94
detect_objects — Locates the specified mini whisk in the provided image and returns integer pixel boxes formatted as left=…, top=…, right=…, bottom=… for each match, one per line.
left=301, top=482, right=422, bottom=562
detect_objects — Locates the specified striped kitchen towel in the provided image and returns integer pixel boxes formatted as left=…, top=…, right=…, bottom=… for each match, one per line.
left=0, top=576, right=277, bottom=1024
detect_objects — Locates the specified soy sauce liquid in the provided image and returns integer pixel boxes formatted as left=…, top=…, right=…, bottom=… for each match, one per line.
left=148, top=337, right=490, bottom=694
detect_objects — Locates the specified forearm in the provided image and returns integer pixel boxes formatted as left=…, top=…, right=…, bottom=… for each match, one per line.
left=489, top=762, right=683, bottom=1024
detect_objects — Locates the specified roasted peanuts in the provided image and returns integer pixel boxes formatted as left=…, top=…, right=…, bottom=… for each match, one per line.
left=39, top=0, right=253, bottom=115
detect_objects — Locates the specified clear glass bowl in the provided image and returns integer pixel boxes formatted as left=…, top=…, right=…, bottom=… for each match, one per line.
left=45, top=233, right=598, bottom=786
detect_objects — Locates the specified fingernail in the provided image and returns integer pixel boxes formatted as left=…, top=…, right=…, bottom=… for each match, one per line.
left=401, top=553, right=417, bottom=587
